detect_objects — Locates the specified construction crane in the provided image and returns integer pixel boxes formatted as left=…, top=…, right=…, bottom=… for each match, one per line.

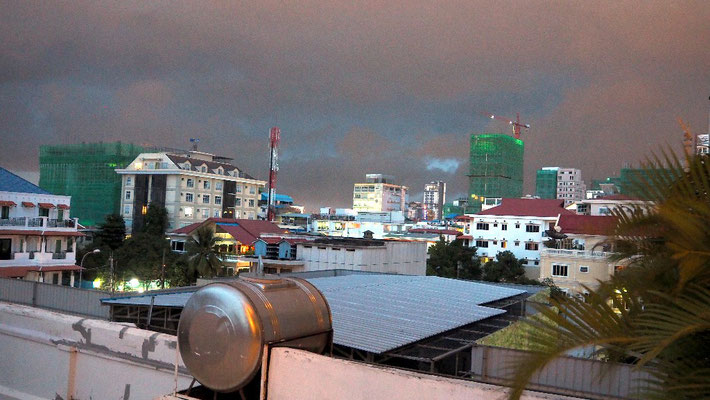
left=482, top=112, right=530, bottom=140
left=266, top=127, right=280, bottom=221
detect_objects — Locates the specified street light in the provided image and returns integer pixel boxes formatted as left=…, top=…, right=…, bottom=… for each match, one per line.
left=79, top=249, right=101, bottom=288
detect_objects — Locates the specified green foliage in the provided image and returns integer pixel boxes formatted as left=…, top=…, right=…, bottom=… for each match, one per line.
left=96, top=214, right=126, bottom=250
left=142, top=204, right=169, bottom=236
left=115, top=232, right=172, bottom=283
left=508, top=151, right=710, bottom=400
left=482, top=250, right=525, bottom=283
left=426, top=239, right=481, bottom=280
left=186, top=226, right=222, bottom=280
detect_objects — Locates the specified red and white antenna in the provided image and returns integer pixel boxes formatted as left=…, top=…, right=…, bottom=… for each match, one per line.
left=266, top=127, right=280, bottom=221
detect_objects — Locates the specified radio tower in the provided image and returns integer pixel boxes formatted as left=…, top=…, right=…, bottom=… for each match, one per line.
left=266, top=127, right=281, bottom=221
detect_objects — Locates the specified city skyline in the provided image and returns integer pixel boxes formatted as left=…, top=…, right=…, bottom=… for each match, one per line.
left=2, top=2, right=709, bottom=211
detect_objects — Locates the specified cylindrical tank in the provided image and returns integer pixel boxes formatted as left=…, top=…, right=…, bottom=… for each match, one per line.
left=177, top=277, right=332, bottom=393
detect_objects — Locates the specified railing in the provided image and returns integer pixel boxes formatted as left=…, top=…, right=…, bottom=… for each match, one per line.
left=0, top=217, right=27, bottom=227
left=28, top=217, right=43, bottom=227
left=47, top=219, right=76, bottom=228
left=51, top=252, right=67, bottom=260
left=541, top=249, right=612, bottom=258
left=0, top=217, right=77, bottom=229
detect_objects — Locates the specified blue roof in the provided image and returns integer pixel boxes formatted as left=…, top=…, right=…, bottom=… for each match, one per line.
left=0, top=168, right=51, bottom=195
left=260, top=193, right=294, bottom=203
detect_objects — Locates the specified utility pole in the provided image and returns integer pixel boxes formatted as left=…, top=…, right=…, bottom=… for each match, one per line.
left=109, top=253, right=115, bottom=295
left=161, top=248, right=166, bottom=289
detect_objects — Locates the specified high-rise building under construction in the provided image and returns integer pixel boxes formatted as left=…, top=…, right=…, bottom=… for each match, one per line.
left=468, top=134, right=524, bottom=212
left=39, top=142, right=145, bottom=227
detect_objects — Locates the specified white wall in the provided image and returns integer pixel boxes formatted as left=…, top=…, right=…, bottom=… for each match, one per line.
left=0, top=302, right=192, bottom=400
left=296, top=241, right=426, bottom=275
left=0, top=191, right=71, bottom=220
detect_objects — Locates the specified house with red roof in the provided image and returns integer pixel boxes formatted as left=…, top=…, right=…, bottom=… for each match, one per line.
left=460, top=198, right=575, bottom=279
left=539, top=214, right=626, bottom=294
left=167, top=218, right=288, bottom=273
left=0, top=167, right=83, bottom=285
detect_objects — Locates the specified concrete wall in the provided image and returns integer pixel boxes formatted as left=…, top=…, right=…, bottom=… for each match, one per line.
left=266, top=347, right=577, bottom=400
left=297, top=240, right=426, bottom=275
left=0, top=302, right=192, bottom=400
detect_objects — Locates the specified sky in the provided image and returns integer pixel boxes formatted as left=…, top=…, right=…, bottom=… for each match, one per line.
left=1, top=1, right=709, bottom=211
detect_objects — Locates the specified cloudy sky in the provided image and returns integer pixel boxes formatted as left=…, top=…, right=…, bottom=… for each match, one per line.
left=2, top=1, right=709, bottom=211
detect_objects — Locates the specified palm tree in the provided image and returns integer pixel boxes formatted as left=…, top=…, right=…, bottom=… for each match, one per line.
left=186, top=226, right=222, bottom=279
left=508, top=148, right=710, bottom=400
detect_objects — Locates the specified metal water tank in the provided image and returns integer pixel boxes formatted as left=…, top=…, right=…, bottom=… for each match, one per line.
left=177, top=277, right=332, bottom=393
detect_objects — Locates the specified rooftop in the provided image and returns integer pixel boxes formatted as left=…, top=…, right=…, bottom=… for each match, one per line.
left=557, top=214, right=618, bottom=236
left=477, top=198, right=575, bottom=218
left=0, top=167, right=52, bottom=195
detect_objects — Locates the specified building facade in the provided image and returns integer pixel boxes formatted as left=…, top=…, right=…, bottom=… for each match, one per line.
left=116, top=151, right=265, bottom=232
left=535, top=167, right=586, bottom=205
left=539, top=214, right=623, bottom=294
left=423, top=181, right=446, bottom=220
left=39, top=142, right=145, bottom=227
left=458, top=199, right=574, bottom=278
left=352, top=174, right=408, bottom=213
left=468, top=134, right=524, bottom=213
left=0, top=168, right=82, bottom=285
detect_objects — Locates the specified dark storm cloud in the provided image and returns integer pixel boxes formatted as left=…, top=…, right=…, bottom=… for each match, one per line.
left=1, top=1, right=709, bottom=210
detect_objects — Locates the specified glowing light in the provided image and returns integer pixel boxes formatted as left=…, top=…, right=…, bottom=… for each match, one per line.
left=129, top=278, right=140, bottom=288
left=137, top=287, right=145, bottom=293
left=134, top=162, right=143, bottom=170
left=93, top=278, right=102, bottom=289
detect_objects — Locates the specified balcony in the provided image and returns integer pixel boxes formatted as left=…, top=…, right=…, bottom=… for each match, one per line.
left=0, top=251, right=75, bottom=266
left=0, top=217, right=78, bottom=230
left=541, top=249, right=613, bottom=259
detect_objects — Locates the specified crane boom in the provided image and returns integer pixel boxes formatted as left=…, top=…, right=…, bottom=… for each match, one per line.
left=482, top=112, right=530, bottom=140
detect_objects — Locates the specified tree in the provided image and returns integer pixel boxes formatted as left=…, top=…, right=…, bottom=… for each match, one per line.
left=116, top=232, right=172, bottom=284
left=142, top=204, right=169, bottom=236
left=96, top=214, right=126, bottom=250
left=427, top=238, right=482, bottom=280
left=482, top=250, right=525, bottom=282
left=186, top=226, right=222, bottom=280
left=508, top=150, right=710, bottom=400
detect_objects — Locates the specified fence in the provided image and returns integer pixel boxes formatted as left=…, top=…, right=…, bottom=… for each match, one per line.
left=0, top=278, right=110, bottom=319
left=470, top=345, right=653, bottom=399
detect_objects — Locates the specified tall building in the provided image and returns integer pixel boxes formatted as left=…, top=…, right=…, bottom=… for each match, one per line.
left=535, top=167, right=586, bottom=205
left=423, top=181, right=446, bottom=220
left=0, top=167, right=82, bottom=285
left=116, top=151, right=265, bottom=233
left=468, top=134, right=524, bottom=213
left=352, top=174, right=408, bottom=213
left=39, top=142, right=145, bottom=227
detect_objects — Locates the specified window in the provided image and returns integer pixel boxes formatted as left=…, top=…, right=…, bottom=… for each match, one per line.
left=171, top=241, right=185, bottom=252
left=185, top=193, right=194, bottom=202
left=39, top=207, right=50, bottom=217
left=216, top=181, right=223, bottom=190
left=476, top=223, right=489, bottom=230
left=201, top=166, right=207, bottom=173
left=183, top=207, right=193, bottom=217
left=0, top=206, right=8, bottom=220
left=475, top=240, right=488, bottom=248
left=552, top=264, right=568, bottom=277
left=235, top=198, right=242, bottom=206
left=214, top=195, right=222, bottom=205
left=203, top=195, right=210, bottom=204
left=515, top=223, right=520, bottom=229
left=203, top=181, right=210, bottom=190
left=126, top=177, right=132, bottom=186
left=501, top=241, right=507, bottom=248
left=202, top=209, right=209, bottom=218
left=526, top=225, right=540, bottom=233
left=249, top=186, right=256, bottom=194
left=514, top=241, right=520, bottom=246
left=599, top=206, right=611, bottom=215
left=525, top=242, right=539, bottom=250
left=236, top=185, right=242, bottom=193
left=580, top=266, right=589, bottom=273
left=248, top=199, right=255, bottom=207
left=186, top=179, right=194, bottom=188
left=125, top=190, right=131, bottom=200
left=123, top=205, right=130, bottom=215
left=213, top=209, right=221, bottom=217
left=501, top=224, right=507, bottom=231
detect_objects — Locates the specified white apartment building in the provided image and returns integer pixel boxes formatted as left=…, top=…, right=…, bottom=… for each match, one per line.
left=423, top=181, right=446, bottom=220
left=353, top=174, right=408, bottom=213
left=0, top=168, right=82, bottom=285
left=569, top=194, right=652, bottom=216
left=556, top=168, right=586, bottom=205
left=116, top=151, right=265, bottom=232
left=458, top=198, right=575, bottom=278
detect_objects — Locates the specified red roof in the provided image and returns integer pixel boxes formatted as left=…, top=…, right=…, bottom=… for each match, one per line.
left=408, top=228, right=462, bottom=236
left=477, top=199, right=575, bottom=218
left=38, top=203, right=55, bottom=208
left=458, top=235, right=473, bottom=240
left=21, top=202, right=35, bottom=208
left=0, top=265, right=81, bottom=278
left=597, top=194, right=641, bottom=201
left=558, top=215, right=618, bottom=236
left=0, top=200, right=16, bottom=207
left=171, top=222, right=202, bottom=235
left=455, top=215, right=474, bottom=221
left=170, top=218, right=287, bottom=244
left=57, top=204, right=70, bottom=210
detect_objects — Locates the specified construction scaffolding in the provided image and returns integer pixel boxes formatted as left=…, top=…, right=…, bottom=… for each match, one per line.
left=535, top=168, right=558, bottom=199
left=468, top=134, right=524, bottom=212
left=39, top=142, right=145, bottom=227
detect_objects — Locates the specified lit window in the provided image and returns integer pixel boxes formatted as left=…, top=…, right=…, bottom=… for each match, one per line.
left=184, top=207, right=193, bottom=217
left=141, top=205, right=148, bottom=215
left=552, top=264, right=568, bottom=277
left=525, top=242, right=539, bottom=250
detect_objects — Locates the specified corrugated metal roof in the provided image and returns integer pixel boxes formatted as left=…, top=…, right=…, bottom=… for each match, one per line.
left=102, top=274, right=524, bottom=354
